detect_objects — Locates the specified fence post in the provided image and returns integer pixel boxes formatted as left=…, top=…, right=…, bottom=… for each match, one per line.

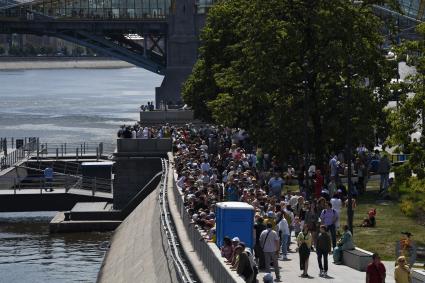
left=64, top=143, right=67, bottom=155
left=56, top=148, right=58, bottom=160
left=11, top=137, right=14, bottom=149
left=83, top=142, right=86, bottom=154
left=80, top=144, right=83, bottom=157
left=92, top=177, right=96, bottom=196
left=76, top=148, right=79, bottom=161
left=36, top=138, right=40, bottom=161
left=96, top=147, right=99, bottom=161
left=61, top=144, right=63, bottom=157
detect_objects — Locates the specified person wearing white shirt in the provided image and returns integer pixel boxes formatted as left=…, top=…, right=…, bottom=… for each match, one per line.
left=278, top=216, right=290, bottom=260
left=330, top=195, right=342, bottom=230
left=177, top=175, right=186, bottom=188
left=259, top=223, right=281, bottom=281
left=308, top=163, right=316, bottom=177
left=142, top=127, right=149, bottom=139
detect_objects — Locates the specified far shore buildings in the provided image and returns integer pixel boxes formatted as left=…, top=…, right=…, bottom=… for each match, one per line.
left=0, top=34, right=91, bottom=56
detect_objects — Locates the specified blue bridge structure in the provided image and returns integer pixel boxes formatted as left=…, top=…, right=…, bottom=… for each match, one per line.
left=0, top=0, right=212, bottom=106
left=0, top=0, right=423, bottom=105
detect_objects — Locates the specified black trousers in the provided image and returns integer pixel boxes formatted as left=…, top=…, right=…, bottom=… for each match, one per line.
left=317, top=248, right=328, bottom=272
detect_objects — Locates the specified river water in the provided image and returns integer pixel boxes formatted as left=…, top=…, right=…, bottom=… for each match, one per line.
left=0, top=67, right=163, bottom=282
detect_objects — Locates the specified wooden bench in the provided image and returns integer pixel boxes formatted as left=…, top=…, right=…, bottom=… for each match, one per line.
left=342, top=247, right=373, bottom=271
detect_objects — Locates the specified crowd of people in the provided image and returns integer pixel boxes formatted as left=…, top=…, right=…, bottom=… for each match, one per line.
left=140, top=101, right=155, bottom=112
left=117, top=124, right=172, bottom=139
left=171, top=124, right=369, bottom=282
left=142, top=122, right=408, bottom=282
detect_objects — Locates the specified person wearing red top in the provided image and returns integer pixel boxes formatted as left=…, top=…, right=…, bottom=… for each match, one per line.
left=314, top=169, right=324, bottom=199
left=366, top=253, right=386, bottom=283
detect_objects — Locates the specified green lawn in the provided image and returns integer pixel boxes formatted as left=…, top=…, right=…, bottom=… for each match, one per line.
left=339, top=181, right=425, bottom=262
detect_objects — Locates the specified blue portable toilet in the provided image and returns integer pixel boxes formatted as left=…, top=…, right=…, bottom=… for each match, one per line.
left=215, top=202, right=254, bottom=249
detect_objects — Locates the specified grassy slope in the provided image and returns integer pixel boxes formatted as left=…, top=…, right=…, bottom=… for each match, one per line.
left=339, top=181, right=425, bottom=261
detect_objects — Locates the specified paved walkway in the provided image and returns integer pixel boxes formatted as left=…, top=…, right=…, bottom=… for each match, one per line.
left=257, top=237, right=396, bottom=283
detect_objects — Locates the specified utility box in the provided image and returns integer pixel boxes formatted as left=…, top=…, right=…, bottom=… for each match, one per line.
left=81, top=162, right=113, bottom=192
left=215, top=202, right=254, bottom=249
left=81, top=161, right=113, bottom=180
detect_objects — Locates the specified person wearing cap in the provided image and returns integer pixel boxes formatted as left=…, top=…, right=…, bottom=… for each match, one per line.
left=366, top=253, right=386, bottom=283
left=259, top=223, right=281, bottom=281
left=394, top=256, right=411, bottom=283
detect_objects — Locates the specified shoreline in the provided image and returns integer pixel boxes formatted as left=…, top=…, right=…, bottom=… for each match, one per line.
left=0, top=57, right=135, bottom=70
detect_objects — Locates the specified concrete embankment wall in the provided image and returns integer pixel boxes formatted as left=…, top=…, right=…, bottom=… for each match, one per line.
left=0, top=166, right=28, bottom=190
left=0, top=57, right=134, bottom=70
left=97, top=185, right=180, bottom=283
left=0, top=193, right=112, bottom=212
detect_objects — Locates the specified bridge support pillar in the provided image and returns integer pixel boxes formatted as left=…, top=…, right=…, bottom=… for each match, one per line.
left=155, top=0, right=203, bottom=108
left=155, top=66, right=194, bottom=107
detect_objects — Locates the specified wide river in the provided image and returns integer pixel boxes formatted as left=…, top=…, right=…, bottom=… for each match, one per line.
left=0, top=67, right=163, bottom=282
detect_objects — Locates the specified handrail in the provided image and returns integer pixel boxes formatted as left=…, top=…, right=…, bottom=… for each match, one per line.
left=119, top=171, right=162, bottom=219
left=159, top=158, right=196, bottom=283
left=0, top=140, right=37, bottom=169
left=0, top=173, right=112, bottom=194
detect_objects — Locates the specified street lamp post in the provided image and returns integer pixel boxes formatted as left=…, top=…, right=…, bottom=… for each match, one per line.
left=345, top=63, right=355, bottom=234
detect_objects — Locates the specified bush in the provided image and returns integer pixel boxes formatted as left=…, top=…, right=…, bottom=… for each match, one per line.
left=400, top=177, right=425, bottom=217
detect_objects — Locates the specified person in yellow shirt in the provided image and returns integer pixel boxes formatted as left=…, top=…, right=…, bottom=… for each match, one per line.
left=394, top=256, right=411, bottom=283
left=297, top=224, right=312, bottom=278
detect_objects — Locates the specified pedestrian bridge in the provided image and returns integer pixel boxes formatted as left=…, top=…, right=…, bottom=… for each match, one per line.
left=0, top=0, right=422, bottom=105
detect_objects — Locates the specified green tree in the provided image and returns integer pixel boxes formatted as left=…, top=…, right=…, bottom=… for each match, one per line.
left=389, top=23, right=425, bottom=179
left=386, top=23, right=425, bottom=218
left=183, top=0, right=396, bottom=162
left=8, top=45, right=22, bottom=56
left=73, top=46, right=84, bottom=56
left=23, top=43, right=37, bottom=56
left=0, top=46, right=5, bottom=55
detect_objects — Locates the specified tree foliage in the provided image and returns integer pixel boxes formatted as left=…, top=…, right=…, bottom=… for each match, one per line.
left=183, top=0, right=396, bottom=162
left=389, top=23, right=425, bottom=149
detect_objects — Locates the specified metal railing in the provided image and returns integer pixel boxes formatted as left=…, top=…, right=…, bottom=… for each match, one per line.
left=0, top=139, right=38, bottom=170
left=79, top=176, right=112, bottom=194
left=0, top=174, right=80, bottom=194
left=34, top=141, right=114, bottom=160
left=0, top=173, right=112, bottom=195
left=168, top=154, right=242, bottom=283
left=159, top=158, right=196, bottom=283
left=20, top=161, right=81, bottom=176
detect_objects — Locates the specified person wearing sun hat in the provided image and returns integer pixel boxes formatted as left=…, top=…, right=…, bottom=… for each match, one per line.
left=394, top=256, right=411, bottom=283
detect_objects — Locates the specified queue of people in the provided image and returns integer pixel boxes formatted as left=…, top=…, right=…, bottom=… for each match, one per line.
left=172, top=124, right=370, bottom=282
left=170, top=123, right=417, bottom=283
